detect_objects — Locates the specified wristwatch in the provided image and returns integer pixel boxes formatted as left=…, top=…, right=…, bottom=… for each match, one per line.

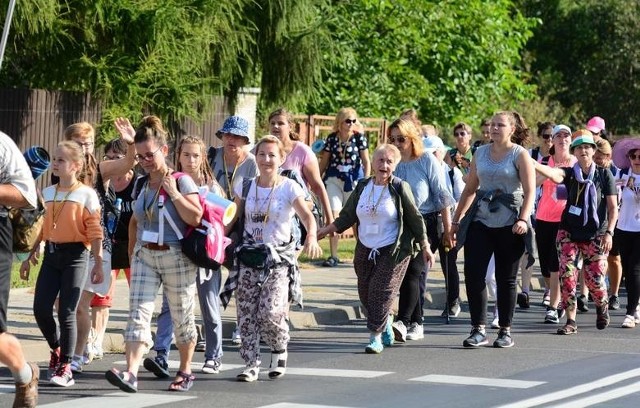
left=605, top=230, right=614, bottom=237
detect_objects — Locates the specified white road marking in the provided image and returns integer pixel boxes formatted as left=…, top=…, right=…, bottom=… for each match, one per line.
left=409, top=374, right=544, bottom=389
left=113, top=360, right=244, bottom=372
left=548, top=381, right=640, bottom=408
left=496, top=367, right=640, bottom=408
left=258, top=404, right=357, bottom=408
left=38, top=392, right=195, bottom=408
left=0, top=384, right=14, bottom=393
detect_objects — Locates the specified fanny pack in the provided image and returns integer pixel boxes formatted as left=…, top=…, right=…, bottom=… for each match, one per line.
left=237, top=246, right=270, bottom=269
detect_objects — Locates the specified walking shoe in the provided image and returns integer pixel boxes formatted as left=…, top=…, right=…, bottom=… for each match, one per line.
left=201, top=359, right=221, bottom=374
left=365, top=338, right=384, bottom=354
left=577, top=294, right=589, bottom=312
left=406, top=323, right=424, bottom=340
left=195, top=324, right=205, bottom=351
left=381, top=317, right=395, bottom=346
left=544, top=308, right=559, bottom=324
left=322, top=256, right=339, bottom=267
left=13, top=362, right=39, bottom=408
left=542, top=290, right=550, bottom=306
left=143, top=354, right=170, bottom=378
left=491, top=309, right=499, bottom=329
left=441, top=299, right=462, bottom=318
left=94, top=345, right=104, bottom=360
left=609, top=295, right=620, bottom=310
left=231, top=327, right=241, bottom=345
left=462, top=327, right=488, bottom=347
left=268, top=351, right=287, bottom=379
left=558, top=307, right=566, bottom=320
left=47, top=348, right=60, bottom=380
left=634, top=306, right=640, bottom=324
left=236, top=366, right=259, bottom=382
left=493, top=328, right=514, bottom=348
left=70, top=357, right=83, bottom=373
left=392, top=320, right=407, bottom=343
left=195, top=340, right=206, bottom=352
left=596, top=304, right=610, bottom=330
left=621, top=315, right=636, bottom=328
left=50, top=363, right=74, bottom=387
left=517, top=292, right=530, bottom=309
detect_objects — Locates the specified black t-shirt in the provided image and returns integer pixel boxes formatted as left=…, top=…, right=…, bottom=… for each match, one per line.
left=559, top=165, right=616, bottom=239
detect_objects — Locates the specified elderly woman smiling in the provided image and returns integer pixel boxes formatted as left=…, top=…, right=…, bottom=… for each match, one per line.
left=318, top=144, right=433, bottom=354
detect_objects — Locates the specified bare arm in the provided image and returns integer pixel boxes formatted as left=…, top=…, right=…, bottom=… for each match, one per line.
left=318, top=151, right=330, bottom=178
left=163, top=176, right=203, bottom=226
left=292, top=196, right=323, bottom=259
left=0, top=185, right=29, bottom=208
left=302, top=158, right=334, bottom=225
left=533, top=160, right=565, bottom=184
left=360, top=149, right=371, bottom=178
left=128, top=216, right=137, bottom=260
left=100, top=118, right=137, bottom=182
left=517, top=150, right=536, bottom=221
left=602, top=194, right=619, bottom=253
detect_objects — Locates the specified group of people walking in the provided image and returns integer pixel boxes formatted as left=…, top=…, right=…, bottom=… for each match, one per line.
left=1, top=106, right=639, bottom=406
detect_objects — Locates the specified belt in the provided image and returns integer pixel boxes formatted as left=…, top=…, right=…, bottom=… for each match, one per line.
left=46, top=241, right=86, bottom=253
left=142, top=243, right=171, bottom=251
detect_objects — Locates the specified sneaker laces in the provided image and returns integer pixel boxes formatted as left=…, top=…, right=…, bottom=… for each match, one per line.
left=49, top=349, right=60, bottom=371
left=54, top=362, right=70, bottom=378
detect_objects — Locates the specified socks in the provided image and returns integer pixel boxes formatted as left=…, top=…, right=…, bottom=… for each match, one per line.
left=370, top=332, right=382, bottom=342
left=13, top=362, right=33, bottom=384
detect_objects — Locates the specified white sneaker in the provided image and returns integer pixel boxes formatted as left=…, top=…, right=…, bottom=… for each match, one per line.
left=622, top=315, right=636, bottom=328
left=491, top=312, right=500, bottom=329
left=406, top=323, right=424, bottom=340
left=635, top=306, right=640, bottom=324
left=392, top=321, right=407, bottom=343
left=94, top=345, right=104, bottom=360
left=202, top=359, right=220, bottom=374
left=231, top=327, right=241, bottom=345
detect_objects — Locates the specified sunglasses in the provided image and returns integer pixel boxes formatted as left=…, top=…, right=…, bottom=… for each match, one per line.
left=344, top=119, right=357, bottom=124
left=541, top=133, right=553, bottom=139
left=389, top=136, right=406, bottom=144
left=134, top=145, right=163, bottom=161
left=629, top=154, right=640, bottom=161
left=454, top=132, right=467, bottom=137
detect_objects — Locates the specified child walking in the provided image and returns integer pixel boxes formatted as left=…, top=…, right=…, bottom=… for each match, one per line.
left=20, top=140, right=104, bottom=387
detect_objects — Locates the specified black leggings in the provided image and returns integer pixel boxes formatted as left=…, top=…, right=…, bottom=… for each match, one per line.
left=424, top=212, right=460, bottom=305
left=464, top=222, right=525, bottom=328
left=615, top=229, right=640, bottom=315
left=33, top=243, right=88, bottom=362
left=396, top=253, right=425, bottom=325
left=535, top=220, right=560, bottom=278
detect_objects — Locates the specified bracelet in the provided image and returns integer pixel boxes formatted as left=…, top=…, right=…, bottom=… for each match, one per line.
left=605, top=230, right=613, bottom=237
left=451, top=221, right=460, bottom=226
left=517, top=218, right=527, bottom=224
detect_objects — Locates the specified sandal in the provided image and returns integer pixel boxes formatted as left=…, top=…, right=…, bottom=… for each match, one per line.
left=237, top=366, right=260, bottom=382
left=105, top=368, right=138, bottom=393
left=556, top=324, right=577, bottom=335
left=168, top=371, right=195, bottom=392
left=322, top=256, right=338, bottom=267
left=268, top=351, right=287, bottom=379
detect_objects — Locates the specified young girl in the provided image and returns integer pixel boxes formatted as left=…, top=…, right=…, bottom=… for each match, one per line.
left=230, top=135, right=322, bottom=382
left=20, top=141, right=104, bottom=387
left=145, top=135, right=227, bottom=377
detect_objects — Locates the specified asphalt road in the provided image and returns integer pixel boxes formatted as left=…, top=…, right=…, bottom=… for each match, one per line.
left=2, top=291, right=640, bottom=408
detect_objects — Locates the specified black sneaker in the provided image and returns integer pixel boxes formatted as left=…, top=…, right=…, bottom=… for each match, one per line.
left=596, top=304, right=610, bottom=330
left=493, top=328, right=514, bottom=348
left=143, top=355, right=170, bottom=378
left=462, top=327, right=488, bottom=347
left=441, top=300, right=461, bottom=318
left=517, top=292, right=530, bottom=309
left=577, top=294, right=589, bottom=313
left=609, top=295, right=620, bottom=310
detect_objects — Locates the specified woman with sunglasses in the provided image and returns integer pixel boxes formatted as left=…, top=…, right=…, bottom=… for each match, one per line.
left=448, top=111, right=535, bottom=349
left=610, top=138, right=640, bottom=328
left=319, top=108, right=371, bottom=267
left=533, top=131, right=618, bottom=335
left=388, top=118, right=454, bottom=342
left=445, top=122, right=474, bottom=178
left=106, top=116, right=203, bottom=393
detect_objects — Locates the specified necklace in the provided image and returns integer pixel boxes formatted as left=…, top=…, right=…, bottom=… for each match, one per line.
left=368, top=180, right=388, bottom=214
left=143, top=178, right=164, bottom=222
left=52, top=182, right=80, bottom=229
left=253, top=176, right=278, bottom=224
left=223, top=153, right=244, bottom=198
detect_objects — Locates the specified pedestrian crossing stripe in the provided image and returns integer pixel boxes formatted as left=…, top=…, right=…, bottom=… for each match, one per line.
left=258, top=404, right=356, bottom=408
left=409, top=374, right=545, bottom=389
left=37, top=392, right=195, bottom=408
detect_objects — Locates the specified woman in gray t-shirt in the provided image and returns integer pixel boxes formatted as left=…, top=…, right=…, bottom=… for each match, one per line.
left=449, top=111, right=535, bottom=349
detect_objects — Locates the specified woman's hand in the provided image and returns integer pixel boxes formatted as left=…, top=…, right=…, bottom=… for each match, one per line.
left=446, top=224, right=458, bottom=249
left=162, top=173, right=179, bottom=199
left=302, top=236, right=323, bottom=259
left=19, top=261, right=30, bottom=281
left=601, top=234, right=613, bottom=253
left=91, top=262, right=104, bottom=284
left=512, top=219, right=528, bottom=235
left=114, top=117, right=135, bottom=145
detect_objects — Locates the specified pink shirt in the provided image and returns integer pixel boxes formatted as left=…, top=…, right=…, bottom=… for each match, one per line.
left=536, top=155, right=577, bottom=222
left=282, top=141, right=316, bottom=184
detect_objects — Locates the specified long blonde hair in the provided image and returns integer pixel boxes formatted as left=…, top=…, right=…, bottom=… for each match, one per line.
left=388, top=118, right=424, bottom=159
left=332, top=107, right=358, bottom=133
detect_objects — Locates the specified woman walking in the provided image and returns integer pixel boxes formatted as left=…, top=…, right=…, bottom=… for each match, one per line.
left=448, top=111, right=535, bottom=349
left=318, top=144, right=433, bottom=354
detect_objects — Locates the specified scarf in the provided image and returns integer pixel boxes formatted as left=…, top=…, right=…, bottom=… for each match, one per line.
left=573, top=162, right=598, bottom=226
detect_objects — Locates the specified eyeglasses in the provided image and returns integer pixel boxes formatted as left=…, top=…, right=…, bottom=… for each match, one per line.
left=454, top=131, right=467, bottom=137
left=629, top=154, right=640, bottom=161
left=344, top=119, right=357, bottom=125
left=389, top=136, right=406, bottom=144
left=76, top=141, right=94, bottom=148
left=103, top=154, right=124, bottom=161
left=134, top=145, right=163, bottom=161
left=541, top=133, right=553, bottom=139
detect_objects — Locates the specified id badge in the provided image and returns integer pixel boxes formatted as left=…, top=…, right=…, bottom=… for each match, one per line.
left=337, top=164, right=352, bottom=173
left=365, top=224, right=380, bottom=234
left=568, top=205, right=582, bottom=216
left=141, top=230, right=159, bottom=243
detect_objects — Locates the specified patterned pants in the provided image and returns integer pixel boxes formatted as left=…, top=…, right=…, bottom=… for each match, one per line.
left=556, top=229, right=608, bottom=311
left=353, top=242, right=410, bottom=332
left=236, top=264, right=290, bottom=367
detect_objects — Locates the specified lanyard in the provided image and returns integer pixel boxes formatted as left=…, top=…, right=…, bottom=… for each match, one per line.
left=52, top=182, right=79, bottom=229
left=574, top=183, right=586, bottom=206
left=223, top=154, right=242, bottom=198
left=143, top=180, right=163, bottom=222
left=368, top=181, right=388, bottom=214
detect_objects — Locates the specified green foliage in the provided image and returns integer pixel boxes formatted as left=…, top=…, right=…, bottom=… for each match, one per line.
left=309, top=0, right=537, bottom=127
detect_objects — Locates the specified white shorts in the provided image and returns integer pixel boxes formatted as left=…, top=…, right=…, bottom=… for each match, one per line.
left=325, top=177, right=353, bottom=212
left=83, top=250, right=112, bottom=296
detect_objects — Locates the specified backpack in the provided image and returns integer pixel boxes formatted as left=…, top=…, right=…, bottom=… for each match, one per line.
left=133, top=172, right=231, bottom=269
left=9, top=191, right=46, bottom=254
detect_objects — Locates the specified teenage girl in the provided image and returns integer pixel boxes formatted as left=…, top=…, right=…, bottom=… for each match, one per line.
left=20, top=141, right=104, bottom=387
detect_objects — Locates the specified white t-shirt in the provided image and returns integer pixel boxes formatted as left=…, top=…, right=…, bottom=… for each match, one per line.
left=356, top=180, right=399, bottom=249
left=0, top=132, right=37, bottom=214
left=616, top=171, right=640, bottom=232
left=236, top=177, right=305, bottom=244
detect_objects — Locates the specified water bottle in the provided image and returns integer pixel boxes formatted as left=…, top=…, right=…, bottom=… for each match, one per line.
left=107, top=198, right=123, bottom=236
